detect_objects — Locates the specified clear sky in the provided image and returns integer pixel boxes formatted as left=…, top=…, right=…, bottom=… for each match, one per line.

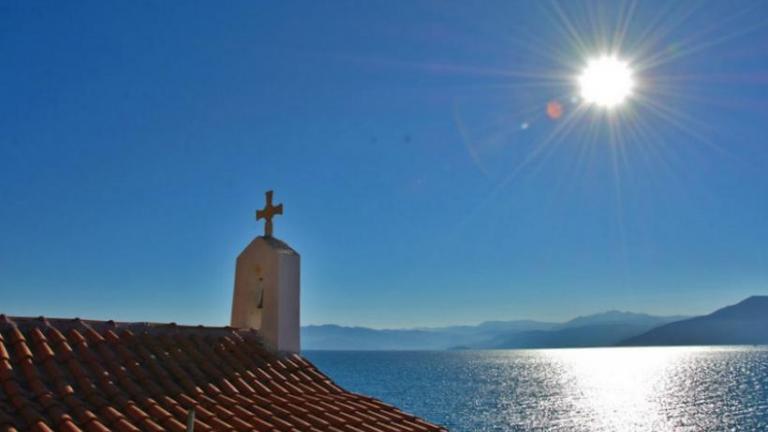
left=1, top=1, right=767, bottom=328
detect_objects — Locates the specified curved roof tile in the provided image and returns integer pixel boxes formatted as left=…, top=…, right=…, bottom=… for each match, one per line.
left=0, top=316, right=446, bottom=432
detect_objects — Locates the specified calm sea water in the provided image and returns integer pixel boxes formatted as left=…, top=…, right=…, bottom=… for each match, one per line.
left=305, top=347, right=768, bottom=432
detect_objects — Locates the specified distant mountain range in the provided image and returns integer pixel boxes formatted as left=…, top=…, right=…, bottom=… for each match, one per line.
left=302, top=296, right=768, bottom=350
left=469, top=311, right=687, bottom=349
left=301, top=320, right=557, bottom=351
left=621, top=296, right=768, bottom=346
left=302, top=310, right=686, bottom=350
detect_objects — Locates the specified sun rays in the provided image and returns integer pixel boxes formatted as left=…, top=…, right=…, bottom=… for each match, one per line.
left=426, top=0, right=768, bottom=249
left=445, top=1, right=765, bottom=188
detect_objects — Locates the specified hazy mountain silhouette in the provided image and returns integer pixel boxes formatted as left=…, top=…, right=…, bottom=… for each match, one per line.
left=422, top=320, right=559, bottom=335
left=621, top=296, right=768, bottom=346
left=476, top=312, right=686, bottom=349
left=301, top=320, right=556, bottom=350
left=301, top=325, right=449, bottom=350
left=302, top=312, right=684, bottom=350
left=303, top=297, right=768, bottom=350
left=559, top=310, right=688, bottom=329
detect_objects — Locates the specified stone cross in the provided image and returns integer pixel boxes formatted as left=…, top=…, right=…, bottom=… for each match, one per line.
left=256, top=190, right=283, bottom=237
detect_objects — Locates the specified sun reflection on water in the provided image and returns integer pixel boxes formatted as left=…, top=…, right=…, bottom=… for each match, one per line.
left=523, top=346, right=764, bottom=431
left=545, top=347, right=690, bottom=430
left=307, top=347, right=768, bottom=432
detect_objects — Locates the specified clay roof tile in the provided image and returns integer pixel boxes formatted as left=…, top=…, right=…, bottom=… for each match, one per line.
left=57, top=419, right=83, bottom=432
left=30, top=420, right=55, bottom=432
left=0, top=317, right=444, bottom=431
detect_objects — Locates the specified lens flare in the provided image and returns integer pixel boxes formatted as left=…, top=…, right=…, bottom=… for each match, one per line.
left=547, top=100, right=564, bottom=119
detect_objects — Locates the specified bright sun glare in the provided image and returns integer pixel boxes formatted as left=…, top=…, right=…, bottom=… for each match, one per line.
left=579, top=56, right=635, bottom=109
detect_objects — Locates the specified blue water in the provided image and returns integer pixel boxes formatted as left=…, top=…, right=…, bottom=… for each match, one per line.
left=305, top=347, right=768, bottom=431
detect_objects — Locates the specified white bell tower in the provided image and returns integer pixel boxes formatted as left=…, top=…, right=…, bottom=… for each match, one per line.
left=230, top=191, right=300, bottom=353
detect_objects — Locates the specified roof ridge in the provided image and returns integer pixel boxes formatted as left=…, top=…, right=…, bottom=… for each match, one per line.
left=0, top=315, right=268, bottom=343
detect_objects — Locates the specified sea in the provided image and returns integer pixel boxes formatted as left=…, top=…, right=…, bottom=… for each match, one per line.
left=305, top=347, right=768, bottom=432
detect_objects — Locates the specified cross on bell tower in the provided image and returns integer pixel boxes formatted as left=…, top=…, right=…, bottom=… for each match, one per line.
left=234, top=189, right=299, bottom=352
left=256, top=190, right=283, bottom=237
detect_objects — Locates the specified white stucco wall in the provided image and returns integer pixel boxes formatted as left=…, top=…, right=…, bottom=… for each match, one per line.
left=231, top=236, right=300, bottom=353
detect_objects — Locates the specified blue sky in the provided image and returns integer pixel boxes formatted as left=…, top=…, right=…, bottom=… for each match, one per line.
left=1, top=1, right=767, bottom=328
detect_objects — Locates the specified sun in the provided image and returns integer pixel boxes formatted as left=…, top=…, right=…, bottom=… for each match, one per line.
left=578, top=56, right=635, bottom=109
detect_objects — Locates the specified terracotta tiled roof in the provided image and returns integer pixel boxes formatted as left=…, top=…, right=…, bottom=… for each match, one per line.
left=0, top=316, right=445, bottom=432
